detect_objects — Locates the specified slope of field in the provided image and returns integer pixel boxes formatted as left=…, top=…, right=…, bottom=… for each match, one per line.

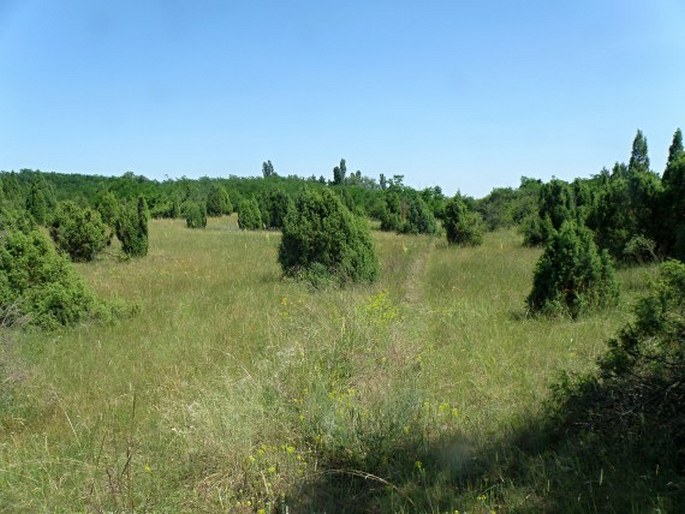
left=0, top=217, right=656, bottom=512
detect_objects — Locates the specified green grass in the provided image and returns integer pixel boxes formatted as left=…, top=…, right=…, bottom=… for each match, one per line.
left=0, top=217, right=662, bottom=512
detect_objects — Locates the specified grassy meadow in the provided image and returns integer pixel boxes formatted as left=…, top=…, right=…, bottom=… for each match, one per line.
left=0, top=216, right=661, bottom=512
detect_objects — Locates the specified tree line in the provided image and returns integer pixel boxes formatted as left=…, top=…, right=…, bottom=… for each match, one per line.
left=1, top=128, right=683, bottom=324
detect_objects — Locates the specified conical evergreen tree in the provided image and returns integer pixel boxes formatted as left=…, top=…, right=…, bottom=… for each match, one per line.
left=665, top=128, right=684, bottom=177
left=116, top=196, right=149, bottom=257
left=629, top=129, right=650, bottom=173
left=444, top=194, right=483, bottom=246
left=528, top=221, right=619, bottom=318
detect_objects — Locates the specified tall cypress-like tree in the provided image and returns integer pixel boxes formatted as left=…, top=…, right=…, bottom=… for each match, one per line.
left=117, top=196, right=149, bottom=257
left=262, top=160, right=276, bottom=178
left=629, top=129, right=650, bottom=173
left=665, top=128, right=684, bottom=176
left=662, top=156, right=685, bottom=260
left=206, top=184, right=231, bottom=216
left=333, top=158, right=347, bottom=185
left=96, top=191, right=121, bottom=229
left=26, top=183, right=48, bottom=225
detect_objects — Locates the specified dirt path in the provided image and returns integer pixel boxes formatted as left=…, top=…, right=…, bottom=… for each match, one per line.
left=403, top=239, right=435, bottom=306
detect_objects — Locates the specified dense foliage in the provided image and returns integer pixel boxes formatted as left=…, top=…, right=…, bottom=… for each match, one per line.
left=662, top=155, right=685, bottom=260
left=379, top=190, right=438, bottom=235
left=95, top=191, right=121, bottom=229
left=528, top=221, right=619, bottom=318
left=116, top=197, right=149, bottom=257
left=443, top=194, right=484, bottom=246
left=49, top=201, right=111, bottom=262
left=2, top=126, right=684, bottom=270
left=206, top=184, right=232, bottom=216
left=475, top=178, right=541, bottom=231
left=549, top=260, right=685, bottom=508
left=183, top=200, right=208, bottom=229
left=522, top=179, right=577, bottom=246
left=25, top=176, right=56, bottom=225
left=0, top=227, right=98, bottom=327
left=278, top=188, right=378, bottom=285
left=238, top=197, right=262, bottom=230
left=259, top=188, right=292, bottom=230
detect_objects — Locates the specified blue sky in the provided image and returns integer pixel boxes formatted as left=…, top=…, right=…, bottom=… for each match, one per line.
left=1, top=0, right=683, bottom=198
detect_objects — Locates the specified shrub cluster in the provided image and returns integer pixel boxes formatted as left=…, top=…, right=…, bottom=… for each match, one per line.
left=379, top=192, right=437, bottom=235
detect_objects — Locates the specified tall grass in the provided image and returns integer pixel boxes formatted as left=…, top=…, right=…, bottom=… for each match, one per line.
left=0, top=217, right=658, bottom=512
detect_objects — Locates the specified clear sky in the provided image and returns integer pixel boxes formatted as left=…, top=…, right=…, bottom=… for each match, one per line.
left=1, top=0, right=683, bottom=198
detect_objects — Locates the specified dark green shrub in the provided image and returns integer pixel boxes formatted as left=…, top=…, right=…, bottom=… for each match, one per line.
left=96, top=191, right=121, bottom=229
left=206, top=184, right=232, bottom=216
left=527, top=221, right=619, bottom=318
left=601, top=260, right=685, bottom=379
left=587, top=177, right=633, bottom=258
left=184, top=201, right=207, bottom=229
left=547, top=261, right=685, bottom=508
left=25, top=183, right=48, bottom=225
left=238, top=198, right=262, bottom=230
left=523, top=179, right=576, bottom=246
left=399, top=195, right=437, bottom=235
left=25, top=176, right=56, bottom=226
left=443, top=194, right=484, bottom=246
left=0, top=229, right=97, bottom=327
left=379, top=205, right=402, bottom=232
left=260, top=189, right=293, bottom=230
left=661, top=155, right=685, bottom=260
left=116, top=197, right=149, bottom=257
left=49, top=201, right=111, bottom=262
left=521, top=213, right=554, bottom=247
left=278, top=188, right=378, bottom=285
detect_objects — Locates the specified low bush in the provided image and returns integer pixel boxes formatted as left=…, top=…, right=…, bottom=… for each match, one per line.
left=0, top=228, right=98, bottom=327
